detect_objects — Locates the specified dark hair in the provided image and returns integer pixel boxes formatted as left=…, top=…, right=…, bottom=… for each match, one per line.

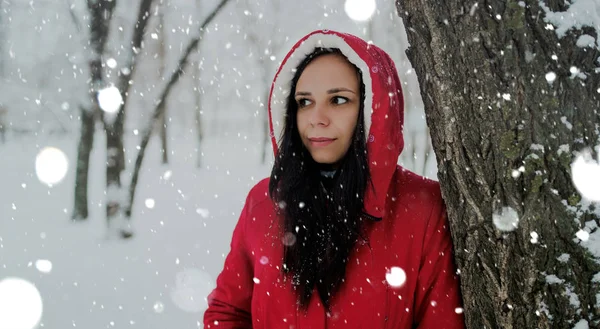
left=268, top=47, right=371, bottom=310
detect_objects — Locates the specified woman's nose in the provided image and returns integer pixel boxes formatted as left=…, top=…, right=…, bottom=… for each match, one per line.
left=309, top=103, right=330, bottom=127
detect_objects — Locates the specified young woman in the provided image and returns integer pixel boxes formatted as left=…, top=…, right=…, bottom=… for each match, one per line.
left=204, top=30, right=465, bottom=329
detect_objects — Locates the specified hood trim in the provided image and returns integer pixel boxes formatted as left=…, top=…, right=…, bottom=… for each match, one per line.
left=269, top=31, right=373, bottom=150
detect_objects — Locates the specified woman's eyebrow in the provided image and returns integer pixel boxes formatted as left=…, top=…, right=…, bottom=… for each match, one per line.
left=295, top=88, right=356, bottom=96
left=327, top=88, right=356, bottom=94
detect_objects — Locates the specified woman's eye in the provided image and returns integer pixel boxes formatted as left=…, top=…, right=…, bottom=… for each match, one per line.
left=332, top=96, right=349, bottom=105
left=297, top=99, right=312, bottom=107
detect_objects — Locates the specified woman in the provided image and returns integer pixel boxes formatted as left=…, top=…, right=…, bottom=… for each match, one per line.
left=204, top=30, right=465, bottom=329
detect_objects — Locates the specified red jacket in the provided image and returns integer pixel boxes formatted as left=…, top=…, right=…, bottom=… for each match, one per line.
left=204, top=30, right=465, bottom=329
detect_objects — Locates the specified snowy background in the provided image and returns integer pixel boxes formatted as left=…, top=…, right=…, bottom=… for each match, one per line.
left=1, top=0, right=599, bottom=328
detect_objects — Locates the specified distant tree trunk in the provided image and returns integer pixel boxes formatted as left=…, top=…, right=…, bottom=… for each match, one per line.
left=0, top=0, right=5, bottom=78
left=72, top=0, right=116, bottom=221
left=158, top=1, right=168, bottom=165
left=195, top=0, right=203, bottom=168
left=0, top=106, right=7, bottom=143
left=159, top=104, right=168, bottom=164
left=195, top=61, right=204, bottom=168
left=397, top=1, right=600, bottom=328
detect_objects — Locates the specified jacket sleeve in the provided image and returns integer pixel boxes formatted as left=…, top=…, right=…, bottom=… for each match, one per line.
left=413, top=198, right=466, bottom=329
left=203, top=195, right=254, bottom=329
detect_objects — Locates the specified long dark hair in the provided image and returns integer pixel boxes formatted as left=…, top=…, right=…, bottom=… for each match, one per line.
left=268, top=47, right=371, bottom=311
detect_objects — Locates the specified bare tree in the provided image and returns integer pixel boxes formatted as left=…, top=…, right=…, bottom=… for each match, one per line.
left=0, top=0, right=5, bottom=78
left=114, top=0, right=231, bottom=238
left=0, top=104, right=6, bottom=144
left=156, top=0, right=168, bottom=164
left=194, top=0, right=204, bottom=168
left=72, top=0, right=117, bottom=220
left=397, top=1, right=600, bottom=328
left=103, top=0, right=156, bottom=238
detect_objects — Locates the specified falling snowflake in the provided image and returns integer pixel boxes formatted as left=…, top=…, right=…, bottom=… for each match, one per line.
left=492, top=207, right=519, bottom=232
left=282, top=232, right=297, bottom=246
left=170, top=269, right=214, bottom=313
left=35, top=147, right=69, bottom=186
left=153, top=301, right=165, bottom=313
left=385, top=266, right=407, bottom=288
left=35, top=260, right=52, bottom=273
left=344, top=0, right=376, bottom=22
left=145, top=199, right=155, bottom=209
left=0, top=277, right=43, bottom=329
left=571, top=148, right=600, bottom=202
left=97, top=86, right=122, bottom=113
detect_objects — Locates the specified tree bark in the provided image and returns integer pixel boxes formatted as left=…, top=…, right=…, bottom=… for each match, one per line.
left=397, top=1, right=600, bottom=328
left=72, top=0, right=116, bottom=221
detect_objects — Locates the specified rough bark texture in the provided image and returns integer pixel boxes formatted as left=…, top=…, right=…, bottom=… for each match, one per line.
left=72, top=0, right=116, bottom=220
left=397, top=1, right=600, bottom=328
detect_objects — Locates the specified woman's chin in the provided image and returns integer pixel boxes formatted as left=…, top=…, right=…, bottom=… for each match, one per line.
left=310, top=154, right=341, bottom=165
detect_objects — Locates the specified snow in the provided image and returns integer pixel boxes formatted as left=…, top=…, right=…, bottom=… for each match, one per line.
left=530, top=231, right=539, bottom=244
left=97, top=86, right=123, bottom=114
left=558, top=144, right=570, bottom=156
left=570, top=148, right=600, bottom=202
left=0, top=132, right=270, bottom=328
left=545, top=71, right=557, bottom=83
left=34, top=260, right=53, bottom=274
left=558, top=253, right=571, bottom=263
left=492, top=207, right=519, bottom=232
left=545, top=274, right=564, bottom=284
left=0, top=277, right=43, bottom=329
left=574, top=319, right=589, bottom=329
left=576, top=229, right=590, bottom=242
left=566, top=283, right=581, bottom=309
left=385, top=266, right=407, bottom=288
left=35, top=146, right=69, bottom=186
left=343, top=0, right=376, bottom=22
left=541, top=0, right=600, bottom=47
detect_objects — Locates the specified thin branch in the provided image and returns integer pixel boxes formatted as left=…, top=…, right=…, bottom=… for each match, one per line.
left=109, top=0, right=156, bottom=129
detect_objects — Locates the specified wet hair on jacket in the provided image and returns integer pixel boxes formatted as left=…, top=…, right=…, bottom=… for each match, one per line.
left=268, top=47, right=372, bottom=311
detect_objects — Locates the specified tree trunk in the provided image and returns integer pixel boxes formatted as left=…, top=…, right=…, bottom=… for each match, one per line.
left=72, top=107, right=95, bottom=219
left=397, top=1, right=600, bottom=328
left=72, top=0, right=116, bottom=221
left=105, top=0, right=155, bottom=238
left=159, top=105, right=168, bottom=164
left=0, top=0, right=5, bottom=78
left=195, top=60, right=204, bottom=168
left=195, top=0, right=203, bottom=168
left=158, top=3, right=168, bottom=165
left=0, top=106, right=6, bottom=144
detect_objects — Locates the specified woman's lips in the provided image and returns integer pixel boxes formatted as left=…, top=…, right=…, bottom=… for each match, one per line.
left=309, top=137, right=336, bottom=147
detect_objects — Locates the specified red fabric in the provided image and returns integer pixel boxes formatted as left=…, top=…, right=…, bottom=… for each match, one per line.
left=204, top=30, right=465, bottom=329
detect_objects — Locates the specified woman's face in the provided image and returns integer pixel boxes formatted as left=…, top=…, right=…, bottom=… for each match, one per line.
left=295, top=54, right=361, bottom=166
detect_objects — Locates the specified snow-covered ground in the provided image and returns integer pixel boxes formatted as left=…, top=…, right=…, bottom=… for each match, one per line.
left=0, top=131, right=271, bottom=328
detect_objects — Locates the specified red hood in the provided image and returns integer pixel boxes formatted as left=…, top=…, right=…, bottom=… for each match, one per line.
left=268, top=30, right=405, bottom=219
